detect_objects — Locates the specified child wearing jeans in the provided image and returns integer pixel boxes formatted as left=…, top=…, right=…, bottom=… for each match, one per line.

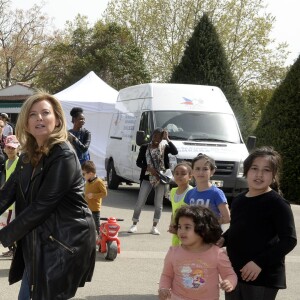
left=159, top=205, right=237, bottom=300
left=82, top=160, right=107, bottom=235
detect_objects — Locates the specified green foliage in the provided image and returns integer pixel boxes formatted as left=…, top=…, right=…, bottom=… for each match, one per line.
left=33, top=42, right=77, bottom=93
left=242, top=86, right=273, bottom=134
left=255, top=55, right=300, bottom=203
left=104, top=0, right=289, bottom=89
left=170, top=14, right=251, bottom=139
left=31, top=15, right=92, bottom=93
left=87, top=22, right=151, bottom=90
left=104, top=0, right=288, bottom=135
left=34, top=17, right=150, bottom=93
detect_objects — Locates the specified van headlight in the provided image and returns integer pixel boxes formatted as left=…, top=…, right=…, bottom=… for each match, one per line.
left=237, top=160, right=244, bottom=177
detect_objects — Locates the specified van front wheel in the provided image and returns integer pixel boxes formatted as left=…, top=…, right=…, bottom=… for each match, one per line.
left=107, top=161, right=120, bottom=190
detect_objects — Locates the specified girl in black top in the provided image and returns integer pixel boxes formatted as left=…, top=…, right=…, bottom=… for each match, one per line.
left=220, top=147, right=297, bottom=300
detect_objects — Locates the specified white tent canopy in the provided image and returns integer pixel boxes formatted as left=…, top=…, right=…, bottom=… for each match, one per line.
left=55, top=71, right=118, bottom=177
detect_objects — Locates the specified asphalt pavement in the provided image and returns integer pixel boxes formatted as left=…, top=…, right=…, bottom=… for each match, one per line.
left=0, top=184, right=299, bottom=300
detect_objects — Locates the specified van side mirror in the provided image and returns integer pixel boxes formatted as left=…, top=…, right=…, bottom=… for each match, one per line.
left=246, top=136, right=256, bottom=152
left=136, top=131, right=146, bottom=146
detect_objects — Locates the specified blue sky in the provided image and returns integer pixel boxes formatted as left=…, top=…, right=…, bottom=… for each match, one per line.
left=10, top=0, right=300, bottom=65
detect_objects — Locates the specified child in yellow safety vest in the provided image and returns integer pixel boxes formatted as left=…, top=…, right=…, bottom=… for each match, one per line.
left=168, top=162, right=193, bottom=246
left=1, top=135, right=20, bottom=257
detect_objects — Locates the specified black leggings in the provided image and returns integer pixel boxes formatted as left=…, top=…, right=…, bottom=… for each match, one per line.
left=225, top=282, right=279, bottom=300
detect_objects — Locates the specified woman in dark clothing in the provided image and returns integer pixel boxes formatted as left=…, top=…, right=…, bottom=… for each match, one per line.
left=128, top=128, right=178, bottom=235
left=219, top=147, right=297, bottom=300
left=68, top=107, right=91, bottom=164
left=0, top=92, right=96, bottom=300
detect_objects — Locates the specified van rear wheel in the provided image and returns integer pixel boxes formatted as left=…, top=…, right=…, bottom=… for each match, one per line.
left=107, top=161, right=120, bottom=189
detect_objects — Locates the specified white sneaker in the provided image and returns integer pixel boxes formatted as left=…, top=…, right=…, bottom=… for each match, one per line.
left=150, top=226, right=160, bottom=235
left=128, top=225, right=137, bottom=233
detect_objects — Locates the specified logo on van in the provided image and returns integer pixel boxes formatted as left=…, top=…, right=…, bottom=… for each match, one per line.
left=181, top=97, right=193, bottom=105
left=181, top=97, right=204, bottom=106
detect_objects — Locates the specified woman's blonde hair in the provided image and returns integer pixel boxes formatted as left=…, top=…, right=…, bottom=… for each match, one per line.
left=15, top=91, right=68, bottom=166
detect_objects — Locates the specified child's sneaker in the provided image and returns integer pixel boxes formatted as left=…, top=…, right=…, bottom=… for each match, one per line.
left=150, top=226, right=160, bottom=235
left=128, top=225, right=137, bottom=233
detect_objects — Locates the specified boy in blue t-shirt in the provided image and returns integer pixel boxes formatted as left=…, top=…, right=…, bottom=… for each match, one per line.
left=184, top=153, right=230, bottom=226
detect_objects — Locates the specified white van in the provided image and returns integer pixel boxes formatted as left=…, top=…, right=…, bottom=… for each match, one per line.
left=105, top=83, right=254, bottom=198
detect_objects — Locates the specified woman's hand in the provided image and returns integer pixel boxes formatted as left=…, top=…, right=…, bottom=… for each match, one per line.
left=240, top=261, right=262, bottom=281
left=162, top=130, right=170, bottom=142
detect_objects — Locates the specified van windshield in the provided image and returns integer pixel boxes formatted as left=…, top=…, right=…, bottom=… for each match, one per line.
left=154, top=111, right=242, bottom=143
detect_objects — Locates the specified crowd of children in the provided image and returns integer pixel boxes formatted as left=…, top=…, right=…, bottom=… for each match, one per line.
left=158, top=147, right=297, bottom=300
left=0, top=121, right=297, bottom=300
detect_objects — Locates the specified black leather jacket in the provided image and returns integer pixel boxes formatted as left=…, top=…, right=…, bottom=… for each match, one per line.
left=0, top=142, right=96, bottom=299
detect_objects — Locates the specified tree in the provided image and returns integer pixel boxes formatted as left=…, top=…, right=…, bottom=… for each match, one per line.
left=0, top=0, right=56, bottom=88
left=34, top=15, right=95, bottom=93
left=86, top=21, right=151, bottom=90
left=242, top=86, right=273, bottom=133
left=170, top=13, right=251, bottom=138
left=254, top=55, right=300, bottom=203
left=33, top=39, right=79, bottom=93
left=35, top=16, right=150, bottom=93
left=103, top=0, right=288, bottom=88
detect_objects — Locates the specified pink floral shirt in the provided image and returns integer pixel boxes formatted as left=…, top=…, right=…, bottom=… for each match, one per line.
left=159, top=245, right=237, bottom=300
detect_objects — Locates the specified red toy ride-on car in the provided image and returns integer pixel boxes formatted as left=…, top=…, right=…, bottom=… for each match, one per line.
left=97, top=217, right=123, bottom=260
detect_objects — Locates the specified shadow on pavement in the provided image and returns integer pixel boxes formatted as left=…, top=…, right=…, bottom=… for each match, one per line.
left=0, top=268, right=9, bottom=277
left=95, top=254, right=115, bottom=262
left=118, top=231, right=155, bottom=237
left=73, top=295, right=157, bottom=300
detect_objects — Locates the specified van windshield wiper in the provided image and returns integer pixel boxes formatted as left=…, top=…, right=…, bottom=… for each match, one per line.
left=189, top=138, right=236, bottom=143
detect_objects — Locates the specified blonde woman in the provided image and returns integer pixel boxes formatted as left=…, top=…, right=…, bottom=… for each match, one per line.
left=0, top=92, right=96, bottom=300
